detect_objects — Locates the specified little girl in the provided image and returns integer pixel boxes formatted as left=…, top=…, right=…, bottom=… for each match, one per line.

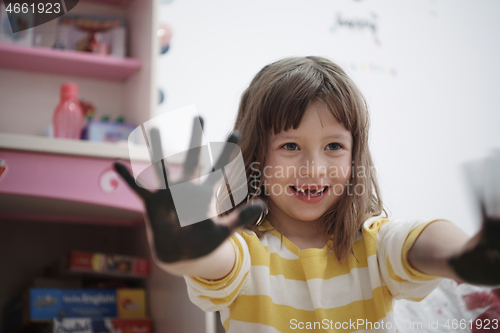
left=114, top=56, right=500, bottom=332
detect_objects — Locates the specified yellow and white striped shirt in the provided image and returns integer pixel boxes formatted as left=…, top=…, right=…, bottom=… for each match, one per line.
left=184, top=216, right=444, bottom=332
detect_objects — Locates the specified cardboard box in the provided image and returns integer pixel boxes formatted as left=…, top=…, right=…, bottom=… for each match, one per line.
left=82, top=121, right=136, bottom=143
left=3, top=318, right=152, bottom=333
left=31, top=288, right=117, bottom=319
left=3, top=288, right=147, bottom=332
left=117, top=289, right=146, bottom=319
left=66, top=251, right=150, bottom=278
left=52, top=318, right=151, bottom=333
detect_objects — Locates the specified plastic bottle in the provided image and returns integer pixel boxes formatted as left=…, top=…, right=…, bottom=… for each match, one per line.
left=53, top=82, right=84, bottom=139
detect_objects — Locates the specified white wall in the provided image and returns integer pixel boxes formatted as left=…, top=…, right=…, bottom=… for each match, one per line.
left=156, top=0, right=500, bottom=235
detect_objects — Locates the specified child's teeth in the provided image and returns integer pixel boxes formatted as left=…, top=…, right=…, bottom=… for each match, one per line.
left=295, top=186, right=326, bottom=196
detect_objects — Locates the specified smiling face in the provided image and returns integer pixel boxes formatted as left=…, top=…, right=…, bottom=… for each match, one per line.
left=262, top=100, right=353, bottom=226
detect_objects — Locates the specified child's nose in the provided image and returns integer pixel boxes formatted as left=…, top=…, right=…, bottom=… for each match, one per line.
left=298, top=156, right=328, bottom=178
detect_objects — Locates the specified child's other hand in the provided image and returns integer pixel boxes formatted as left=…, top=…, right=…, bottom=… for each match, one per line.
left=113, top=117, right=265, bottom=264
left=448, top=216, right=500, bottom=285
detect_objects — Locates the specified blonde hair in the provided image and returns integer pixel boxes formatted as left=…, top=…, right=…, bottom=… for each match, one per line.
left=216, top=56, right=387, bottom=264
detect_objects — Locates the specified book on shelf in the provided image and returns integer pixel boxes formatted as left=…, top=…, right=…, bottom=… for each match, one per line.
left=50, top=250, right=151, bottom=279
left=3, top=288, right=147, bottom=332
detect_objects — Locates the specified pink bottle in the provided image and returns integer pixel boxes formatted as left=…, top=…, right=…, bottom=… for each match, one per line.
left=53, top=82, right=84, bottom=139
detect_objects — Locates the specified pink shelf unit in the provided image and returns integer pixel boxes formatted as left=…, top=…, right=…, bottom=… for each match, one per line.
left=0, top=43, right=142, bottom=82
left=0, top=149, right=146, bottom=225
left=0, top=145, right=186, bottom=225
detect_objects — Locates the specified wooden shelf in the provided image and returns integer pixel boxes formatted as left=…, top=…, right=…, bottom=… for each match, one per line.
left=0, top=132, right=148, bottom=160
left=0, top=133, right=188, bottom=164
left=0, top=43, right=142, bottom=82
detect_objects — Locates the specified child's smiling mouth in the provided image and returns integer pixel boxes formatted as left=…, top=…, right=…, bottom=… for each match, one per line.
left=290, top=185, right=330, bottom=202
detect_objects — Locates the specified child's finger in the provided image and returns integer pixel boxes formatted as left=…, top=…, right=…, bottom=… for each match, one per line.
left=205, top=131, right=241, bottom=186
left=149, top=128, right=169, bottom=189
left=113, top=162, right=152, bottom=200
left=231, top=202, right=267, bottom=230
left=212, top=131, right=241, bottom=171
left=184, top=116, right=204, bottom=178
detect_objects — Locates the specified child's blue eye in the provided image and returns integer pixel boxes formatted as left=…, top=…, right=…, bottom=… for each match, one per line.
left=326, top=143, right=343, bottom=150
left=281, top=143, right=298, bottom=151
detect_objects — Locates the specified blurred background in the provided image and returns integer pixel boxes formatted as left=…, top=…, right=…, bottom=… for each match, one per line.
left=0, top=0, right=499, bottom=332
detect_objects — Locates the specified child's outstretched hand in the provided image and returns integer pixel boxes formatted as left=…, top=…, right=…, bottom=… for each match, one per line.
left=448, top=213, right=500, bottom=285
left=113, top=117, right=265, bottom=264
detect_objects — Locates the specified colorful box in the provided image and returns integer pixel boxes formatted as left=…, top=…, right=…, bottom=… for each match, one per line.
left=66, top=251, right=150, bottom=278
left=117, top=289, right=146, bottom=319
left=82, top=121, right=136, bottom=143
left=31, top=288, right=117, bottom=319
left=52, top=318, right=151, bottom=333
left=3, top=288, right=147, bottom=332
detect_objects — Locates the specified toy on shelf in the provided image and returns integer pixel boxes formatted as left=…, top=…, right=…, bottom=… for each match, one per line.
left=57, top=15, right=126, bottom=57
left=58, top=251, right=151, bottom=278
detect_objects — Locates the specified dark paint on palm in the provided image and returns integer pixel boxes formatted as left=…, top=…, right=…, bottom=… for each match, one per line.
left=114, top=117, right=265, bottom=263
left=449, top=198, right=500, bottom=286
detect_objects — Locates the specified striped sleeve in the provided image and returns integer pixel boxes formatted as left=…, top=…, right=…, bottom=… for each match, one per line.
left=183, top=232, right=251, bottom=312
left=375, top=218, right=444, bottom=301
